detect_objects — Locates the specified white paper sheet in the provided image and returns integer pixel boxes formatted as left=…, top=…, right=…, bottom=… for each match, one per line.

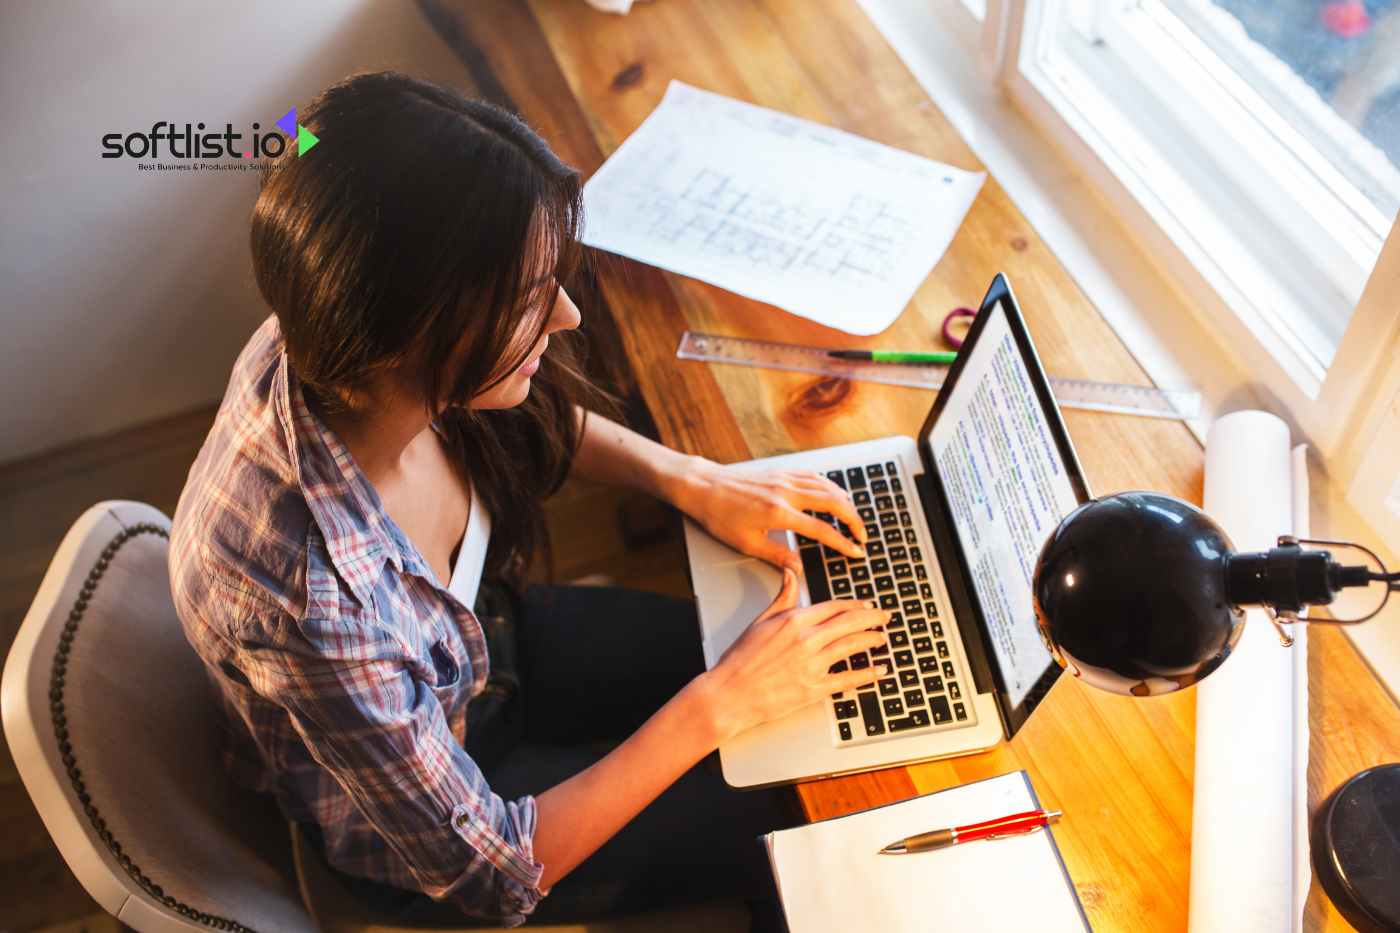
left=1189, top=412, right=1310, bottom=932
left=581, top=81, right=985, bottom=335
left=766, top=771, right=1088, bottom=933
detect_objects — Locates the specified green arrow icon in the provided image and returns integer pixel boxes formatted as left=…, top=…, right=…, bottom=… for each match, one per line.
left=297, top=124, right=319, bottom=156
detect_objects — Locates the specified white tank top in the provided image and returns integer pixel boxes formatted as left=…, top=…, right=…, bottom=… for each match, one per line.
left=446, top=484, right=491, bottom=610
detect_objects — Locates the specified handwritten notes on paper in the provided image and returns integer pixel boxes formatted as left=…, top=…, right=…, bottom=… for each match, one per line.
left=581, top=82, right=985, bottom=335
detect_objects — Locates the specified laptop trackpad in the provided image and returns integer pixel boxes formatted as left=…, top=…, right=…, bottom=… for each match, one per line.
left=687, top=524, right=793, bottom=568
left=692, top=557, right=785, bottom=669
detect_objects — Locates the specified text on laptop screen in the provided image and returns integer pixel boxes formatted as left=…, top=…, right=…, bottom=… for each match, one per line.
left=926, top=301, right=1081, bottom=707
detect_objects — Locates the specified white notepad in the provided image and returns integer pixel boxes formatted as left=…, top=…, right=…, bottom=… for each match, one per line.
left=764, top=771, right=1088, bottom=932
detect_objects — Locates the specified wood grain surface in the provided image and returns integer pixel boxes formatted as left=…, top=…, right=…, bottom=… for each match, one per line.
left=434, top=1, right=1400, bottom=928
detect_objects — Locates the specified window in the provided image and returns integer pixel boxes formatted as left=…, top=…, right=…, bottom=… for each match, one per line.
left=1012, top=0, right=1398, bottom=381
left=874, top=0, right=1400, bottom=689
left=1161, top=0, right=1400, bottom=220
left=975, top=0, right=1400, bottom=543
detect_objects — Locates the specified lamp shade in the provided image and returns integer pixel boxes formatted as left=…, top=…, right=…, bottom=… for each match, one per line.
left=1032, top=491, right=1246, bottom=696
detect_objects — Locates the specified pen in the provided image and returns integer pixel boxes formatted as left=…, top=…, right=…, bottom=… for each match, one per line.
left=878, top=808, right=1062, bottom=854
left=827, top=349, right=958, bottom=365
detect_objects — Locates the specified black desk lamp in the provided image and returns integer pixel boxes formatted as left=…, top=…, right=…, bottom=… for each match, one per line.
left=1031, top=490, right=1400, bottom=930
left=1031, top=491, right=1395, bottom=695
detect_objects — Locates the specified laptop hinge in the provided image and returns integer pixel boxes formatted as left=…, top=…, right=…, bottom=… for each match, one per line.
left=913, top=469, right=1005, bottom=736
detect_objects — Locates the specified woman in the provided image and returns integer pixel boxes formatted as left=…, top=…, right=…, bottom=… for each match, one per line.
left=169, top=71, right=888, bottom=928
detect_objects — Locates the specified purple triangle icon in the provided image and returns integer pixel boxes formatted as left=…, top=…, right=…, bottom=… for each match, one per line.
left=276, top=107, right=297, bottom=137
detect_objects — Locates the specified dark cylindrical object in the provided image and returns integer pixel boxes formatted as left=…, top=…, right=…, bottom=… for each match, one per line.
left=1312, top=764, right=1400, bottom=932
left=1225, top=546, right=1336, bottom=612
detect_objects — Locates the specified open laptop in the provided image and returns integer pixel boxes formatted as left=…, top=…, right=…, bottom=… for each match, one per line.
left=683, top=274, right=1092, bottom=788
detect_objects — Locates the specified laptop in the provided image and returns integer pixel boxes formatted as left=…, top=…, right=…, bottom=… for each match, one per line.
left=683, top=274, right=1092, bottom=788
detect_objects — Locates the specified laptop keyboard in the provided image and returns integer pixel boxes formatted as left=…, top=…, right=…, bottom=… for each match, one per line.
left=798, top=459, right=975, bottom=746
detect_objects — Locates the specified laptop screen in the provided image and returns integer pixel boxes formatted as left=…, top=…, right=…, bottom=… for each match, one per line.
left=918, top=276, right=1089, bottom=733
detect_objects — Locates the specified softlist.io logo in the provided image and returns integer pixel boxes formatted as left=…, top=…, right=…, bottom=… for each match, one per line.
left=101, top=106, right=319, bottom=160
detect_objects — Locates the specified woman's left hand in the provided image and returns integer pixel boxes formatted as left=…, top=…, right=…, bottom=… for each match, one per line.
left=674, top=460, right=867, bottom=571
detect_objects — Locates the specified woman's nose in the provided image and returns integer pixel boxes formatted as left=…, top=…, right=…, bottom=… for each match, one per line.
left=550, top=285, right=582, bottom=333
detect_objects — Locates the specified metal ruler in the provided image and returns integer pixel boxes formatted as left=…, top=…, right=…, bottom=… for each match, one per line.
left=676, top=331, right=1201, bottom=420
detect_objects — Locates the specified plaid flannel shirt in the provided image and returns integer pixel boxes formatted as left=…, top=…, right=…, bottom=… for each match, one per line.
left=169, top=316, right=544, bottom=925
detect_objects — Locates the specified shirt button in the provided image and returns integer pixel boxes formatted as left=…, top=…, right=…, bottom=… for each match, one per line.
left=455, top=814, right=467, bottom=827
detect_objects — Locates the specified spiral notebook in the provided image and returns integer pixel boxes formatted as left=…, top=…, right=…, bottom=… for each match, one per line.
left=764, top=771, right=1089, bottom=932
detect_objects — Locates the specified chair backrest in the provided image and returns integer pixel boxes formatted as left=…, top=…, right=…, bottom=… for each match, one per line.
left=2, top=501, right=316, bottom=933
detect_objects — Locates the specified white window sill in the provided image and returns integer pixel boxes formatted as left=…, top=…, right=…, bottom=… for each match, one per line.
left=858, top=0, right=1400, bottom=700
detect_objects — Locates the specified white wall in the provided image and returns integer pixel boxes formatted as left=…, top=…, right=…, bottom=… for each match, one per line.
left=0, top=0, right=480, bottom=462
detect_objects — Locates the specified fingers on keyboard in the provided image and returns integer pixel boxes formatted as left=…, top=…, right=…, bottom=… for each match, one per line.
left=819, top=459, right=972, bottom=744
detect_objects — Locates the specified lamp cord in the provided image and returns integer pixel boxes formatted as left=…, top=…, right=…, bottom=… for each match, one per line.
left=1368, top=570, right=1400, bottom=592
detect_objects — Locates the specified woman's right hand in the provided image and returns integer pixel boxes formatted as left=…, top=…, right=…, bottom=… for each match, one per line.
left=697, top=568, right=891, bottom=743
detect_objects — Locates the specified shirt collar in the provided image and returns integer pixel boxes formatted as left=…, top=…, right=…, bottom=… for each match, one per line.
left=272, top=349, right=434, bottom=605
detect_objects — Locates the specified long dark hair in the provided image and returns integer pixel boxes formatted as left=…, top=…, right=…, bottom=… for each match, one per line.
left=249, top=71, right=612, bottom=585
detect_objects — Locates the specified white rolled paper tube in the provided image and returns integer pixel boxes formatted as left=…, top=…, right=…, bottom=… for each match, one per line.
left=1289, top=444, right=1311, bottom=931
left=1188, top=411, right=1308, bottom=932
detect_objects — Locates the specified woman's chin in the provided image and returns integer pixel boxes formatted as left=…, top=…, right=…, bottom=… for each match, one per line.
left=467, top=371, right=534, bottom=410
left=496, top=376, right=533, bottom=409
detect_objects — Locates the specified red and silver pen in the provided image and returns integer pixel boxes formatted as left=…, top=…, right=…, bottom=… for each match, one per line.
left=878, top=808, right=1062, bottom=854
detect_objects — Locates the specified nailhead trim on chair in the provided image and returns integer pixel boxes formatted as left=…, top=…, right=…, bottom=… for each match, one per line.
left=48, top=522, right=258, bottom=933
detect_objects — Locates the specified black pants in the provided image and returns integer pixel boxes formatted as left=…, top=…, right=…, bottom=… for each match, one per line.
left=339, top=584, right=799, bottom=928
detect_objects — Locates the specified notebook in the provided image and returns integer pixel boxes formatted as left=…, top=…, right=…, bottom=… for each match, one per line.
left=764, top=771, right=1089, bottom=932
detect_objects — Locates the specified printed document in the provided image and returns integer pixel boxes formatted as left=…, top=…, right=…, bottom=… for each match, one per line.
left=581, top=82, right=985, bottom=335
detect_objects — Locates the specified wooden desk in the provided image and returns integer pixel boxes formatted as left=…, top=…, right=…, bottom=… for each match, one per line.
left=429, top=1, right=1400, bottom=927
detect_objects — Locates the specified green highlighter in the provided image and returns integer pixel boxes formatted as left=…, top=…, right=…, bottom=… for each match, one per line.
left=827, top=349, right=957, bottom=366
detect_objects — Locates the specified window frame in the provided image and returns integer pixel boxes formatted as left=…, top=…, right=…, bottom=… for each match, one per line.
left=1085, top=0, right=1388, bottom=325
left=984, top=0, right=1400, bottom=475
left=1158, top=0, right=1400, bottom=229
